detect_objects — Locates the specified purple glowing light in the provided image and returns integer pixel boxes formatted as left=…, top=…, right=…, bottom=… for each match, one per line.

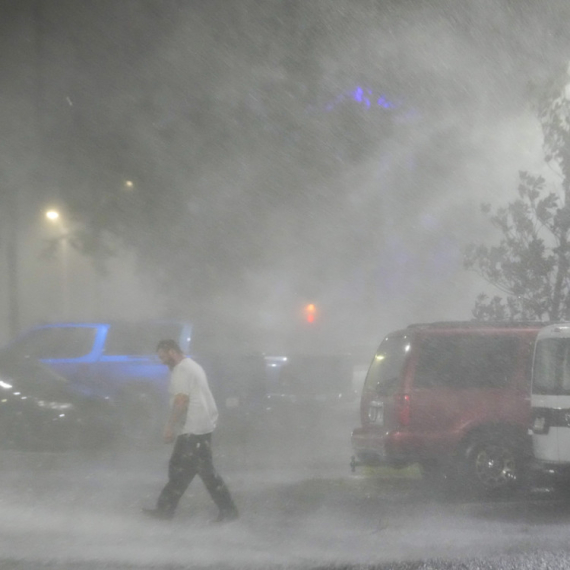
left=324, top=85, right=397, bottom=113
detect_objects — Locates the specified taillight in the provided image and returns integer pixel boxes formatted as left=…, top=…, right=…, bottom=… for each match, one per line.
left=530, top=408, right=551, bottom=435
left=396, top=394, right=411, bottom=427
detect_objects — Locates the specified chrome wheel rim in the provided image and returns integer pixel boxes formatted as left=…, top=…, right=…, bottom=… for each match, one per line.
left=474, top=443, right=517, bottom=490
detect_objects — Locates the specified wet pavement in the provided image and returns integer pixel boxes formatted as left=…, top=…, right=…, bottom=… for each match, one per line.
left=1, top=409, right=570, bottom=569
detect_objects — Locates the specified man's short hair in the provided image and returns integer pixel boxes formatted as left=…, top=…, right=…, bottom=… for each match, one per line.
left=156, top=339, right=183, bottom=353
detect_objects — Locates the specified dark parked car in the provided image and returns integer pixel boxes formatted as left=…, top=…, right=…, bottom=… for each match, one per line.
left=264, top=353, right=355, bottom=406
left=0, top=356, right=117, bottom=451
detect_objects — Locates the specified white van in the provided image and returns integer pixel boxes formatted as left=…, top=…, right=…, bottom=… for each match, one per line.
left=530, top=323, right=570, bottom=473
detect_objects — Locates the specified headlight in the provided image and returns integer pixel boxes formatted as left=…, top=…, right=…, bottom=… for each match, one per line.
left=36, top=400, right=74, bottom=411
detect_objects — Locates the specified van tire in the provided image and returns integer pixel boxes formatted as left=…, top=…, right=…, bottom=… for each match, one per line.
left=459, top=433, right=523, bottom=497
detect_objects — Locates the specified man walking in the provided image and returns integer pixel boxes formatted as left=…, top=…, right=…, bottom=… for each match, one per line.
left=143, top=339, right=238, bottom=522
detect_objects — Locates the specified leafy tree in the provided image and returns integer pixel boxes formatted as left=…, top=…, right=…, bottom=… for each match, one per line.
left=465, top=67, right=570, bottom=321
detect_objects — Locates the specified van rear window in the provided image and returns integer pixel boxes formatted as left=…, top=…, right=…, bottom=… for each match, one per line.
left=533, top=338, right=570, bottom=395
left=364, top=336, right=409, bottom=396
left=414, top=335, right=518, bottom=389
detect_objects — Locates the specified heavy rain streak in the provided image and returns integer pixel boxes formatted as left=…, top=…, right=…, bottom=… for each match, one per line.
left=2, top=1, right=570, bottom=570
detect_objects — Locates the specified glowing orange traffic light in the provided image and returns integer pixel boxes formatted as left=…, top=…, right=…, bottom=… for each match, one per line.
left=305, top=303, right=316, bottom=324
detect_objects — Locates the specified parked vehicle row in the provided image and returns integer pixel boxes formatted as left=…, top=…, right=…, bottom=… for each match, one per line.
left=0, top=320, right=357, bottom=451
left=19, top=314, right=570, bottom=480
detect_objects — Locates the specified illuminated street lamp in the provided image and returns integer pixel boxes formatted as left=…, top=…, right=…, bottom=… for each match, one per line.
left=45, top=209, right=60, bottom=221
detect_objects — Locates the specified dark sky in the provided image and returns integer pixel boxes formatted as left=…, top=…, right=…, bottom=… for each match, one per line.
left=1, top=0, right=570, bottom=350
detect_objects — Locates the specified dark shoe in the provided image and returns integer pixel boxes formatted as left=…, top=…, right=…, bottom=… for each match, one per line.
left=142, top=507, right=173, bottom=520
left=213, top=507, right=239, bottom=523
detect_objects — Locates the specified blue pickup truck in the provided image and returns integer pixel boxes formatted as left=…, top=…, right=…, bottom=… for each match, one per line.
left=1, top=321, right=356, bottom=447
left=1, top=321, right=273, bottom=443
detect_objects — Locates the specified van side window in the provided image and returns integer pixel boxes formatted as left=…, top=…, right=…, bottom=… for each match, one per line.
left=414, top=335, right=518, bottom=389
left=364, top=337, right=409, bottom=396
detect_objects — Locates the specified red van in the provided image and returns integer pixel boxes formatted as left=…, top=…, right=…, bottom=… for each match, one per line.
left=351, top=322, right=543, bottom=495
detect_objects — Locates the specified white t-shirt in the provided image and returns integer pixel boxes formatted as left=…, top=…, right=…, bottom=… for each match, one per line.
left=169, top=357, right=219, bottom=435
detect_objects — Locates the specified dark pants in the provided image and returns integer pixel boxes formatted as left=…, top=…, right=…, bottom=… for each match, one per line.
left=156, top=432, right=236, bottom=516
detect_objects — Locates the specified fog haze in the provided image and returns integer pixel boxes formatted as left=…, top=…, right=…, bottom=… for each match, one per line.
left=1, top=0, right=569, bottom=347
left=2, top=3, right=570, bottom=569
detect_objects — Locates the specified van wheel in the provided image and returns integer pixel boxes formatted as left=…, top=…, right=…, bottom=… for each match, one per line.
left=460, top=435, right=522, bottom=496
left=120, top=388, right=163, bottom=444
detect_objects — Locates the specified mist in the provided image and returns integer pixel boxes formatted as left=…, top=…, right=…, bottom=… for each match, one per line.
left=2, top=1, right=570, bottom=568
left=1, top=0, right=568, bottom=348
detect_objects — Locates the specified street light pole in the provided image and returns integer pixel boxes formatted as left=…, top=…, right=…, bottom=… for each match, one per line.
left=6, top=191, right=20, bottom=337
left=45, top=209, right=69, bottom=319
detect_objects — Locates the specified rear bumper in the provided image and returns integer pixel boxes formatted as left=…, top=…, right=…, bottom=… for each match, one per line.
left=350, top=425, right=468, bottom=469
left=351, top=426, right=414, bottom=468
left=352, top=423, right=533, bottom=473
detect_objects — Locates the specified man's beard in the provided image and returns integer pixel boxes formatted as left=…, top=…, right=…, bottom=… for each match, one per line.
left=167, top=354, right=181, bottom=370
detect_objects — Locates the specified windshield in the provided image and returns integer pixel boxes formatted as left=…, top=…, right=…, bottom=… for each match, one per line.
left=533, top=337, right=570, bottom=395
left=104, top=323, right=183, bottom=356
left=363, top=336, right=409, bottom=396
left=0, top=356, right=69, bottom=396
